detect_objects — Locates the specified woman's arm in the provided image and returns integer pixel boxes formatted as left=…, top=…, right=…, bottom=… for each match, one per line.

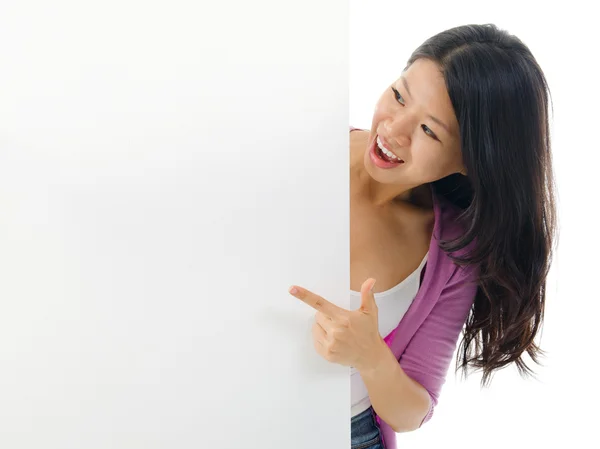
left=358, top=342, right=431, bottom=433
left=361, top=263, right=479, bottom=432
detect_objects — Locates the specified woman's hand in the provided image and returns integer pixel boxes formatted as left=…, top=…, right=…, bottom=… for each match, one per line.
left=288, top=278, right=387, bottom=373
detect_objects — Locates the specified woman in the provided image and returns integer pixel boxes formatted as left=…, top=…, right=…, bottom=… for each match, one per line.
left=288, top=23, right=556, bottom=449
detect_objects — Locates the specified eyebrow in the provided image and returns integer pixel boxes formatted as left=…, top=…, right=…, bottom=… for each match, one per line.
left=401, top=76, right=452, bottom=135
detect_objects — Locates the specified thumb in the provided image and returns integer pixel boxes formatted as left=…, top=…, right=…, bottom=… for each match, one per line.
left=359, top=278, right=377, bottom=312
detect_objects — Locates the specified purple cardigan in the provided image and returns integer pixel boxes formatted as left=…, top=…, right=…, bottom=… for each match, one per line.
left=350, top=128, right=480, bottom=449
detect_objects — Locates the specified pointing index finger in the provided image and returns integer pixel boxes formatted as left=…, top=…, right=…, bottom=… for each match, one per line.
left=288, top=286, right=345, bottom=318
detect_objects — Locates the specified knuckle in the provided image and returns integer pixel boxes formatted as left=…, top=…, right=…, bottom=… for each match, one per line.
left=328, top=340, right=338, bottom=352
left=339, top=316, right=351, bottom=327
left=331, top=328, right=343, bottom=340
left=325, top=348, right=335, bottom=361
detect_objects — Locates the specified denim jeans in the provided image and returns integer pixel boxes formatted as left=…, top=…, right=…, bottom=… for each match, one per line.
left=351, top=406, right=384, bottom=449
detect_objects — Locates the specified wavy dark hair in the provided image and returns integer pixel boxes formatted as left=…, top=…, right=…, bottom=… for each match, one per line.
left=405, top=24, right=558, bottom=387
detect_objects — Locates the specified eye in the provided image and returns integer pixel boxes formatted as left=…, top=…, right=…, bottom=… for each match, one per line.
left=391, top=87, right=405, bottom=105
left=421, top=124, right=437, bottom=139
left=391, top=86, right=439, bottom=141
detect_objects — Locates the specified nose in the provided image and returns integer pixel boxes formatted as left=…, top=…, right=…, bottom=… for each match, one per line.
left=381, top=119, right=411, bottom=148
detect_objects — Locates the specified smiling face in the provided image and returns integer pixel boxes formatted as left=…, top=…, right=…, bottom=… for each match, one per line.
left=364, top=58, right=465, bottom=190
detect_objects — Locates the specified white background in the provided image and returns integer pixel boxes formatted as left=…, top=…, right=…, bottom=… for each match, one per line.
left=0, top=1, right=596, bottom=448
left=0, top=1, right=349, bottom=448
left=350, top=1, right=600, bottom=447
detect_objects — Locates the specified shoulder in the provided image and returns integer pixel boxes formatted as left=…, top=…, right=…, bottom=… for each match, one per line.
left=349, top=127, right=370, bottom=167
left=434, top=192, right=477, bottom=253
left=350, top=126, right=369, bottom=144
left=432, top=193, right=480, bottom=286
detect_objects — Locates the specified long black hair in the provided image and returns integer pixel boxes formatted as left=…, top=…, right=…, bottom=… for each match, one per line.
left=406, top=24, right=557, bottom=387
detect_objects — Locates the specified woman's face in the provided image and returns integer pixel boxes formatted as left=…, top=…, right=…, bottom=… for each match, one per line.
left=364, top=58, right=465, bottom=187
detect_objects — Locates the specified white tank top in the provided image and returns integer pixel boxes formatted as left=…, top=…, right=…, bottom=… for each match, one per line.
left=349, top=252, right=428, bottom=417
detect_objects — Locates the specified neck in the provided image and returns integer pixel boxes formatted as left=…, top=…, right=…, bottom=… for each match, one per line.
left=356, top=171, right=432, bottom=210
left=370, top=184, right=414, bottom=207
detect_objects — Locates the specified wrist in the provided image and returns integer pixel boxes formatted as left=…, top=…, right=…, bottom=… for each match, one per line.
left=357, top=338, right=392, bottom=377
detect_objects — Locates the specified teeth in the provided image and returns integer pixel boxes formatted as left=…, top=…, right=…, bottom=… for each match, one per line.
left=377, top=136, right=401, bottom=160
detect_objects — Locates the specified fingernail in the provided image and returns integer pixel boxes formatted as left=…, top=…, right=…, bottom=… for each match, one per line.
left=369, top=280, right=376, bottom=292
left=289, top=286, right=298, bottom=295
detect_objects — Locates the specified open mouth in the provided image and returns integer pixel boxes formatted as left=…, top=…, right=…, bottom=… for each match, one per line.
left=375, top=136, right=404, bottom=164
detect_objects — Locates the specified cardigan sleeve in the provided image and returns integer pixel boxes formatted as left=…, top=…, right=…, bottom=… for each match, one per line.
left=398, top=263, right=479, bottom=427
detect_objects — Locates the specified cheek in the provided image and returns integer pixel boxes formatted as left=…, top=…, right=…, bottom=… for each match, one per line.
left=411, top=145, right=458, bottom=179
